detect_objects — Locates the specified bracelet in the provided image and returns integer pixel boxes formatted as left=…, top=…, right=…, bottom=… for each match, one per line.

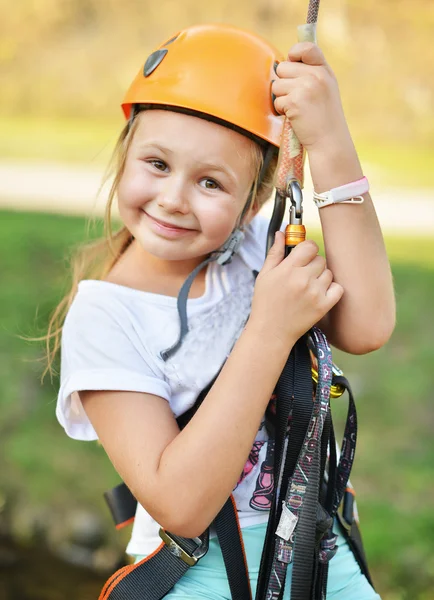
left=313, top=176, right=369, bottom=208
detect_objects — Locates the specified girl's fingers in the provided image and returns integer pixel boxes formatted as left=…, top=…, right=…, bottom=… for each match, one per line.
left=285, top=240, right=319, bottom=268
left=275, top=61, right=319, bottom=80
left=272, top=74, right=327, bottom=117
left=287, top=42, right=327, bottom=66
left=317, top=268, right=334, bottom=287
left=305, top=255, right=327, bottom=278
left=271, top=77, right=298, bottom=97
left=260, top=231, right=285, bottom=274
left=273, top=90, right=292, bottom=117
left=325, top=282, right=344, bottom=306
left=272, top=75, right=318, bottom=102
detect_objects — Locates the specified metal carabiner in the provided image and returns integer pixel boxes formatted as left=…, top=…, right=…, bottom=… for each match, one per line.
left=284, top=179, right=306, bottom=256
left=287, top=179, right=303, bottom=225
left=265, top=179, right=306, bottom=256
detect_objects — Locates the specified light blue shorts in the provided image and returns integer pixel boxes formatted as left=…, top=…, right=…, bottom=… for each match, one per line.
left=134, top=521, right=381, bottom=599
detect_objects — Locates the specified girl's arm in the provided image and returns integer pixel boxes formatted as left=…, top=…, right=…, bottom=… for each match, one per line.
left=309, top=136, right=396, bottom=354
left=80, top=238, right=343, bottom=539
left=81, top=324, right=289, bottom=540
left=272, top=43, right=396, bottom=354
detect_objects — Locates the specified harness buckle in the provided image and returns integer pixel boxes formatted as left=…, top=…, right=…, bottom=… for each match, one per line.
left=159, top=528, right=208, bottom=566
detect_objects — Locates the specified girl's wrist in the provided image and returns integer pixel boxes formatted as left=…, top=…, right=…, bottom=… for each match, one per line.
left=307, top=130, right=364, bottom=194
left=243, top=318, right=296, bottom=358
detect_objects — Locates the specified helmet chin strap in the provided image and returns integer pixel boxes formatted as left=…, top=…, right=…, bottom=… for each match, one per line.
left=160, top=145, right=276, bottom=361
left=160, top=229, right=245, bottom=361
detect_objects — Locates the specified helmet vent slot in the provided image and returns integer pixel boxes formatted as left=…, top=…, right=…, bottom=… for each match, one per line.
left=143, top=49, right=168, bottom=77
left=162, top=35, right=179, bottom=47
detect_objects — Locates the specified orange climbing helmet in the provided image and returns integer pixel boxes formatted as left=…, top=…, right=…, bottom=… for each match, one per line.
left=122, top=24, right=284, bottom=148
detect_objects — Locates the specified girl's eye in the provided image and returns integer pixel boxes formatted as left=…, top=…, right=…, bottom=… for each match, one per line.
left=149, top=159, right=168, bottom=172
left=201, top=178, right=221, bottom=190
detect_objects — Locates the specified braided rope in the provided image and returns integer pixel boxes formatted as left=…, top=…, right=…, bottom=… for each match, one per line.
left=307, top=0, right=320, bottom=24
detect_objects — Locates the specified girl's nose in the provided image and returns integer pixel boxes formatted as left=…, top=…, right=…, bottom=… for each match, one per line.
left=157, top=175, right=190, bottom=214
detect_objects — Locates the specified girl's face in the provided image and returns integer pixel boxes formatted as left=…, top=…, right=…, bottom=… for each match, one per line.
left=117, top=110, right=257, bottom=269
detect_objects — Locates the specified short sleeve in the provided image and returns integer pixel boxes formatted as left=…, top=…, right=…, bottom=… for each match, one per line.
left=56, top=291, right=171, bottom=441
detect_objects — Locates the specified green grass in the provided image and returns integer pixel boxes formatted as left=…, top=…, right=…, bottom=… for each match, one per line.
left=0, top=209, right=433, bottom=598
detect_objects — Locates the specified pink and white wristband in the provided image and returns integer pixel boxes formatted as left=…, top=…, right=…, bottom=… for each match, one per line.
left=313, top=176, right=369, bottom=208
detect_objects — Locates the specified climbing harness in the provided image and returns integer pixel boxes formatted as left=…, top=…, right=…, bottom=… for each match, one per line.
left=100, top=330, right=372, bottom=600
left=99, top=13, right=375, bottom=600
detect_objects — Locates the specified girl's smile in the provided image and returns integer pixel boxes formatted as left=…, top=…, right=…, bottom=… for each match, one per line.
left=141, top=209, right=197, bottom=238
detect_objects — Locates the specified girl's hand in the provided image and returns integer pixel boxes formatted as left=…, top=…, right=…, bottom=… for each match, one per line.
left=271, top=42, right=350, bottom=153
left=250, top=232, right=343, bottom=347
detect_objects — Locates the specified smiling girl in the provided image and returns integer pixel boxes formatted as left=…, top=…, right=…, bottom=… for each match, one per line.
left=47, top=24, right=394, bottom=599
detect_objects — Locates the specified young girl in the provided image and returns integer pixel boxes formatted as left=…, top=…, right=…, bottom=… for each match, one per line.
left=50, top=24, right=395, bottom=599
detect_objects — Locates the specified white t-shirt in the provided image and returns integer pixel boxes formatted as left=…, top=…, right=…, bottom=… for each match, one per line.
left=57, top=214, right=277, bottom=556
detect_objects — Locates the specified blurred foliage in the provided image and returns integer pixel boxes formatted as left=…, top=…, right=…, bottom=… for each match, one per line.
left=1, top=539, right=107, bottom=600
left=1, top=0, right=433, bottom=154
left=0, top=209, right=433, bottom=598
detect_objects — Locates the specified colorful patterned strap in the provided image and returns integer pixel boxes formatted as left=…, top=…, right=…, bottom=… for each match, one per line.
left=265, top=327, right=333, bottom=599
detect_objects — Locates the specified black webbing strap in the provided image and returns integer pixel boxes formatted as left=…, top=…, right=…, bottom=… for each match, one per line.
left=279, top=338, right=314, bottom=511
left=341, top=518, right=374, bottom=587
left=315, top=375, right=359, bottom=600
left=319, top=410, right=332, bottom=506
left=312, top=411, right=334, bottom=600
left=254, top=346, right=296, bottom=600
left=260, top=329, right=333, bottom=600
left=324, top=420, right=337, bottom=511
left=284, top=338, right=317, bottom=600
left=289, top=330, right=334, bottom=600
left=290, top=431, right=321, bottom=600
left=331, top=375, right=374, bottom=589
left=99, top=534, right=205, bottom=600
left=255, top=338, right=314, bottom=600
left=214, top=496, right=252, bottom=600
left=317, top=417, right=337, bottom=599
left=100, top=495, right=254, bottom=600
left=331, top=376, right=357, bottom=515
left=104, top=483, right=138, bottom=529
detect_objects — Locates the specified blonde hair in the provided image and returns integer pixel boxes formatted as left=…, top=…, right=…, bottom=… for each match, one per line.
left=41, top=114, right=277, bottom=380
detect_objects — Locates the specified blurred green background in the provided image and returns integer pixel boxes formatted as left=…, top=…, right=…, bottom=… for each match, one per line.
left=1, top=1, right=433, bottom=599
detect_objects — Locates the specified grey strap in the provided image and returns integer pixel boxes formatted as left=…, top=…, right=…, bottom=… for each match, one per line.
left=160, top=230, right=245, bottom=361
left=160, top=255, right=216, bottom=361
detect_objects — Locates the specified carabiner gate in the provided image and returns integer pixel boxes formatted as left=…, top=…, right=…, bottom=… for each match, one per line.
left=284, top=179, right=306, bottom=256
left=287, top=179, right=303, bottom=225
